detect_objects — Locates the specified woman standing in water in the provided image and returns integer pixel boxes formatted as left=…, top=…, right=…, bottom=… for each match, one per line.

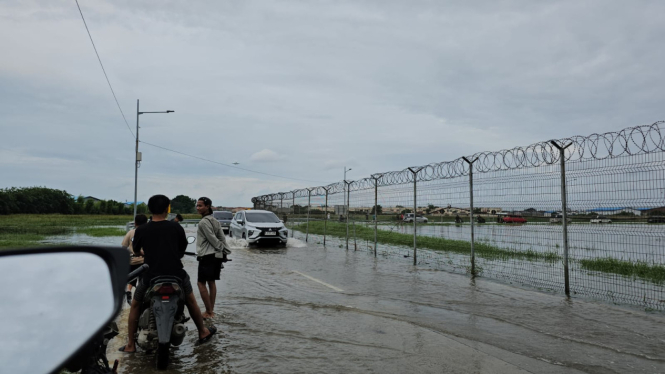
left=195, top=197, right=231, bottom=319
left=121, top=214, right=148, bottom=304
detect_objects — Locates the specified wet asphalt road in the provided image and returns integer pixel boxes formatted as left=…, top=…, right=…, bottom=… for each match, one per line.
left=105, top=229, right=665, bottom=374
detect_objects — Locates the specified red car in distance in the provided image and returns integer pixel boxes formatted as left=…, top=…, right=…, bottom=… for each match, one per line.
left=501, top=214, right=527, bottom=224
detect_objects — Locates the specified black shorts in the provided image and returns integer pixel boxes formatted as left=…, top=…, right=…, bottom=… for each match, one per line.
left=197, top=254, right=223, bottom=283
left=133, top=273, right=193, bottom=304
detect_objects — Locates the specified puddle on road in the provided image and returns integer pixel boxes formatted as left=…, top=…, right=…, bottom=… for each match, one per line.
left=39, top=230, right=665, bottom=373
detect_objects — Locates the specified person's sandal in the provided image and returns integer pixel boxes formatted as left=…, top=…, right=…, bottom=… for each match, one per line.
left=197, top=325, right=217, bottom=345
left=125, top=291, right=132, bottom=305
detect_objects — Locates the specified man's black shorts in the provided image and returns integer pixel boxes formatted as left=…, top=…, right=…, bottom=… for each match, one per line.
left=197, top=254, right=223, bottom=282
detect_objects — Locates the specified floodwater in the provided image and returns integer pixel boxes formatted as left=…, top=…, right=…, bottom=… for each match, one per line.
left=349, top=222, right=665, bottom=310
left=47, top=228, right=665, bottom=373
left=377, top=222, right=665, bottom=263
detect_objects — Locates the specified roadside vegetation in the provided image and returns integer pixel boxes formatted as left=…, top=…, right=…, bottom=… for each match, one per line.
left=293, top=221, right=560, bottom=262
left=0, top=214, right=133, bottom=250
left=580, top=258, right=665, bottom=284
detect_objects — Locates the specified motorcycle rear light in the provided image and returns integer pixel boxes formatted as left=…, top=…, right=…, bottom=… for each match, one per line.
left=158, top=285, right=175, bottom=294
left=162, top=296, right=170, bottom=300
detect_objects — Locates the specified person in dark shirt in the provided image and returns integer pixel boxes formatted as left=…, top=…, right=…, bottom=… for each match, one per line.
left=120, top=195, right=215, bottom=353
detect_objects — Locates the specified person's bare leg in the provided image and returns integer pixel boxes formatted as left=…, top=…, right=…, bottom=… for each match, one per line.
left=122, top=299, right=140, bottom=352
left=185, top=292, right=211, bottom=339
left=207, top=281, right=217, bottom=317
left=197, top=281, right=213, bottom=318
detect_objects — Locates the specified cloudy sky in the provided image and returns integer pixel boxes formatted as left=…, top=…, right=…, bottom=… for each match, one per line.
left=1, top=0, right=663, bottom=206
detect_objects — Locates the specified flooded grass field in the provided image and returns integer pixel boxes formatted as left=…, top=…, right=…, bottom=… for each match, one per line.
left=291, top=220, right=665, bottom=310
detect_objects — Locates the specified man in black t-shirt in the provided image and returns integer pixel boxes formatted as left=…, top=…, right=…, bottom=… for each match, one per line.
left=120, top=195, right=216, bottom=353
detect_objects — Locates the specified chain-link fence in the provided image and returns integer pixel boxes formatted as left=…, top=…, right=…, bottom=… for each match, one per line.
left=254, top=122, right=665, bottom=310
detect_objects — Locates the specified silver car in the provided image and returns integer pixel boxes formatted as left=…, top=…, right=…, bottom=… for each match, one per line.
left=212, top=211, right=233, bottom=233
left=229, top=210, right=288, bottom=245
left=403, top=213, right=428, bottom=223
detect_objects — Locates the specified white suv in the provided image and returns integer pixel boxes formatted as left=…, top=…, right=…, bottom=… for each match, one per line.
left=590, top=216, right=612, bottom=224
left=229, top=210, right=288, bottom=245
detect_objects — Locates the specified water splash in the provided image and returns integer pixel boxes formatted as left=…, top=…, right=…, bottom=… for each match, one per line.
left=286, top=238, right=307, bottom=248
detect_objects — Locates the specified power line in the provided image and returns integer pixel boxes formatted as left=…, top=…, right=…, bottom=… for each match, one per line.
left=74, top=2, right=326, bottom=185
left=74, top=0, right=135, bottom=139
left=140, top=141, right=327, bottom=184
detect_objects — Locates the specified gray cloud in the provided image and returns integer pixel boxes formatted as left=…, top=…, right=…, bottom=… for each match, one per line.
left=1, top=0, right=664, bottom=205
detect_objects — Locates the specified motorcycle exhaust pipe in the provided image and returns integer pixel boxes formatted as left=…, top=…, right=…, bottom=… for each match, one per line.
left=170, top=323, right=186, bottom=346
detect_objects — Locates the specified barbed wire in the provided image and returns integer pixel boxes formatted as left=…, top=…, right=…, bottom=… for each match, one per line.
left=252, top=121, right=665, bottom=204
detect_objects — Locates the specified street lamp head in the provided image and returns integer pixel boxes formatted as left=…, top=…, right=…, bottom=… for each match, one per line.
left=167, top=110, right=174, bottom=113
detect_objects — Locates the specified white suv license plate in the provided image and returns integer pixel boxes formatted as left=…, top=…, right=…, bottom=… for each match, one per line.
left=264, top=232, right=277, bottom=236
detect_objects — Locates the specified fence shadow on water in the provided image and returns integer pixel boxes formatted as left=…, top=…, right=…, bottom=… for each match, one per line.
left=256, top=122, right=665, bottom=310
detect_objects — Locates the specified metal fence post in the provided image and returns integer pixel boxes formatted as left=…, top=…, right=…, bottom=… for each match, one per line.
left=306, top=188, right=312, bottom=242
left=371, top=173, right=383, bottom=257
left=353, top=220, right=357, bottom=250
left=462, top=157, right=479, bottom=276
left=344, top=180, right=353, bottom=250
left=292, top=189, right=297, bottom=217
left=323, top=187, right=330, bottom=246
left=551, top=140, right=573, bottom=296
left=407, top=167, right=424, bottom=265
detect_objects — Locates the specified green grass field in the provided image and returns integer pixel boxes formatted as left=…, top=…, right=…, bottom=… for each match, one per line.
left=580, top=258, right=665, bottom=284
left=0, top=214, right=204, bottom=250
left=292, top=221, right=560, bottom=262
left=75, top=227, right=127, bottom=237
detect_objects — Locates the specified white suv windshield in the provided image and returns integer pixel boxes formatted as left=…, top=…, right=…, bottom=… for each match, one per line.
left=245, top=212, right=280, bottom=223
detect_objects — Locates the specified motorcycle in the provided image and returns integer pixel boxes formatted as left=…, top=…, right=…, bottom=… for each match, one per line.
left=134, top=274, right=189, bottom=370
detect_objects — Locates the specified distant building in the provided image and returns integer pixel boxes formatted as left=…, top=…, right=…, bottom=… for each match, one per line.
left=334, top=205, right=348, bottom=215
left=644, top=207, right=665, bottom=215
left=587, top=207, right=651, bottom=216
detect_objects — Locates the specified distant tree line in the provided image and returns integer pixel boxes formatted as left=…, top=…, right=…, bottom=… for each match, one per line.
left=0, top=187, right=147, bottom=215
left=170, top=195, right=196, bottom=214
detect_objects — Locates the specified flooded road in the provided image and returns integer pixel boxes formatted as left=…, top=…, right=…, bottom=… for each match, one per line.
left=49, top=229, right=665, bottom=373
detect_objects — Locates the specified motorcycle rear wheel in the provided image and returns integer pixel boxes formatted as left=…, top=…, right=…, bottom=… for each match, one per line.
left=156, top=343, right=170, bottom=370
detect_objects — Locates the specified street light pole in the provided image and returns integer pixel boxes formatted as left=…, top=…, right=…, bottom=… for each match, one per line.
left=133, top=100, right=140, bottom=220
left=133, top=99, right=174, bottom=219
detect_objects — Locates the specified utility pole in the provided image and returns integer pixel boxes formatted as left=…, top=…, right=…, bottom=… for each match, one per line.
left=133, top=100, right=173, bottom=219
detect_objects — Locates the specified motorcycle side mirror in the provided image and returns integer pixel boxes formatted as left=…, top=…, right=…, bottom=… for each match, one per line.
left=187, top=236, right=196, bottom=244
left=0, top=246, right=129, bottom=374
